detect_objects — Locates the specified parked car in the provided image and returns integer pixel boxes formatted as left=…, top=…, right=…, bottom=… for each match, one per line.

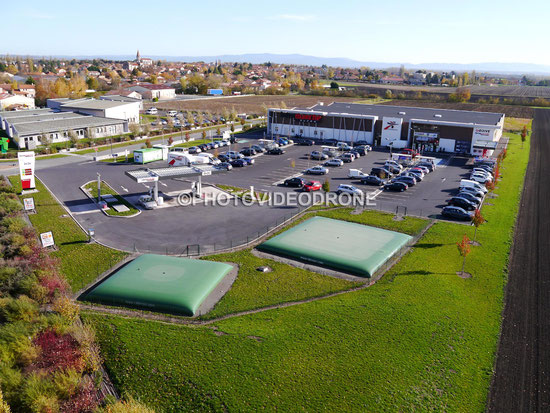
left=339, top=153, right=355, bottom=163
left=324, top=139, right=339, bottom=146
left=383, top=182, right=408, bottom=192
left=442, top=206, right=473, bottom=221
left=360, top=175, right=384, bottom=186
left=457, top=191, right=482, bottom=206
left=251, top=144, right=265, bottom=153
left=167, top=110, right=178, bottom=117
left=306, top=166, right=329, bottom=175
left=418, top=161, right=435, bottom=172
left=348, top=169, right=368, bottom=179
left=268, top=147, right=285, bottom=155
left=230, top=159, right=246, bottom=167
left=469, top=173, right=492, bottom=184
left=198, top=143, right=209, bottom=152
left=414, top=165, right=430, bottom=174
left=459, top=187, right=485, bottom=199
left=324, top=158, right=344, bottom=167
left=240, top=147, right=257, bottom=156
left=353, top=146, right=368, bottom=156
left=403, top=171, right=423, bottom=182
left=354, top=140, right=370, bottom=147
left=215, top=162, right=233, bottom=171
left=277, top=138, right=290, bottom=146
left=336, top=184, right=363, bottom=196
left=347, top=149, right=361, bottom=158
left=146, top=108, right=158, bottom=115
left=385, top=164, right=402, bottom=174
left=337, top=142, right=353, bottom=151
left=310, top=151, right=328, bottom=160
left=242, top=157, right=255, bottom=165
left=371, top=167, right=392, bottom=178
left=284, top=177, right=306, bottom=187
left=303, top=181, right=322, bottom=192
left=226, top=151, right=243, bottom=159
left=188, top=146, right=201, bottom=154
left=409, top=167, right=425, bottom=177
left=448, top=196, right=477, bottom=211
left=322, top=148, right=338, bottom=158
left=392, top=176, right=416, bottom=186
left=297, top=138, right=314, bottom=146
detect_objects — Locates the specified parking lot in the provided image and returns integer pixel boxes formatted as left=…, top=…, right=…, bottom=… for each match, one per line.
left=35, top=130, right=481, bottom=253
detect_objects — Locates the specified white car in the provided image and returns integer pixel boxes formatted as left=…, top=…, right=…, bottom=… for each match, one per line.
left=306, top=166, right=329, bottom=175
left=167, top=110, right=178, bottom=117
left=324, top=158, right=344, bottom=167
left=138, top=195, right=156, bottom=210
left=146, top=107, right=158, bottom=115
left=470, top=174, right=492, bottom=184
left=336, top=184, right=363, bottom=196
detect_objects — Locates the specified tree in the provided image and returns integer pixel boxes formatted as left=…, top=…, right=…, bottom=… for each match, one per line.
left=68, top=130, right=78, bottom=146
left=330, top=81, right=339, bottom=89
left=129, top=123, right=141, bottom=138
left=472, top=209, right=485, bottom=243
left=240, top=117, right=246, bottom=126
left=168, top=136, right=174, bottom=146
left=186, top=111, right=194, bottom=126
left=145, top=139, right=152, bottom=148
left=322, top=178, right=330, bottom=193
left=456, top=234, right=471, bottom=276
left=185, top=132, right=191, bottom=143
left=25, top=76, right=35, bottom=85
left=221, top=107, right=230, bottom=122
left=229, top=106, right=237, bottom=122
left=216, top=126, right=221, bottom=135
left=197, top=112, right=204, bottom=126
left=230, top=124, right=235, bottom=132
left=521, top=125, right=528, bottom=148
left=141, top=123, right=150, bottom=137
left=201, top=130, right=207, bottom=139
left=384, top=89, right=393, bottom=99
left=40, top=133, right=51, bottom=148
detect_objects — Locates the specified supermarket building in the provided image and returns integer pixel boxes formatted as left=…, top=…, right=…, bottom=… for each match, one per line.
left=268, top=102, right=505, bottom=156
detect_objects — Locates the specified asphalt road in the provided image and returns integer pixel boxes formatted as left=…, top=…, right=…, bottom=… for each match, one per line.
left=488, top=109, right=550, bottom=412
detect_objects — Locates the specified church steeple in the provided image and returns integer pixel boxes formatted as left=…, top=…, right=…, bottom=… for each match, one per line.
left=136, top=50, right=141, bottom=61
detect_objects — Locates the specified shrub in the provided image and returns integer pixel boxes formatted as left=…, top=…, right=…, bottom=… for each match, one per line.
left=52, top=368, right=81, bottom=398
left=21, top=373, right=59, bottom=413
left=38, top=272, right=69, bottom=301
left=52, top=296, right=79, bottom=324
left=59, top=379, right=99, bottom=413
left=13, top=339, right=39, bottom=367
left=0, top=388, right=11, bottom=413
left=101, top=396, right=155, bottom=413
left=0, top=296, right=39, bottom=323
left=32, top=329, right=83, bottom=374
left=69, top=323, right=101, bottom=372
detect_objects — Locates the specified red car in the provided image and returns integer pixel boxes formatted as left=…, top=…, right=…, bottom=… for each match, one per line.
left=400, top=148, right=420, bottom=158
left=303, top=181, right=322, bottom=192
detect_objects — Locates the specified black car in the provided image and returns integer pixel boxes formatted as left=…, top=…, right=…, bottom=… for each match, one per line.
left=240, top=147, right=256, bottom=156
left=456, top=191, right=483, bottom=205
left=417, top=161, right=435, bottom=172
left=392, top=176, right=416, bottom=186
left=360, top=175, right=383, bottom=186
left=354, top=140, right=370, bottom=146
left=268, top=148, right=285, bottom=155
left=347, top=149, right=361, bottom=158
left=384, top=182, right=408, bottom=192
left=457, top=191, right=482, bottom=205
left=323, top=139, right=339, bottom=146
left=283, top=177, right=306, bottom=187
left=230, top=159, right=246, bottom=167
left=403, top=171, right=423, bottom=182
left=448, top=196, right=476, bottom=211
left=353, top=146, right=367, bottom=156
left=218, top=154, right=230, bottom=162
left=442, top=206, right=473, bottom=221
left=385, top=164, right=402, bottom=174
left=251, top=145, right=265, bottom=153
left=198, top=143, right=209, bottom=151
left=370, top=167, right=392, bottom=178
left=297, top=139, right=314, bottom=146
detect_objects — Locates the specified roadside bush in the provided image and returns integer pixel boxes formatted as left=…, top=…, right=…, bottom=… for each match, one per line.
left=0, top=296, right=39, bottom=323
left=52, top=295, right=80, bottom=324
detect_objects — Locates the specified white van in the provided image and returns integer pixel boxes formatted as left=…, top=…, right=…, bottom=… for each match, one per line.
left=167, top=110, right=178, bottom=117
left=348, top=169, right=368, bottom=178
left=460, top=179, right=488, bottom=194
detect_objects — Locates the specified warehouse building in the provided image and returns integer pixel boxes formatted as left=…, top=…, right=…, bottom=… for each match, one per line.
left=47, top=97, right=140, bottom=124
left=0, top=108, right=127, bottom=149
left=268, top=102, right=505, bottom=156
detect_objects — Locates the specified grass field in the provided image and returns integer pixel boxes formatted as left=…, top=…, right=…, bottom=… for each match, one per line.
left=504, top=117, right=532, bottom=133
left=84, top=132, right=529, bottom=411
left=8, top=176, right=128, bottom=291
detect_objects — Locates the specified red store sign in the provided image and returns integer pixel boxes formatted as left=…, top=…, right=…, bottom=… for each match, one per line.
left=295, top=113, right=322, bottom=121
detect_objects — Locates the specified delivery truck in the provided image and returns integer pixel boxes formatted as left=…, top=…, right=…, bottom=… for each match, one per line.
left=133, top=148, right=164, bottom=164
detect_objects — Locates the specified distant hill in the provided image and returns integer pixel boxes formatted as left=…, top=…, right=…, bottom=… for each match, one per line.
left=41, top=53, right=550, bottom=75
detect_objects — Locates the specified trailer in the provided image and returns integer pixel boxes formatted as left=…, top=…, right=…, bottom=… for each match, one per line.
left=134, top=148, right=164, bottom=164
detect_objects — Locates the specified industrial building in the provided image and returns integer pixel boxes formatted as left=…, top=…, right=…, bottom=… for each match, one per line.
left=268, top=102, right=505, bottom=156
left=47, top=97, right=140, bottom=124
left=0, top=108, right=128, bottom=149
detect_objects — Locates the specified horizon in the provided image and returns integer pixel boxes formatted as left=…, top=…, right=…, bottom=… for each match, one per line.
left=3, top=0, right=549, bottom=67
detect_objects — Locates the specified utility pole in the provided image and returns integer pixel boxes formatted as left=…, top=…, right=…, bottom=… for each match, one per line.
left=97, top=173, right=101, bottom=203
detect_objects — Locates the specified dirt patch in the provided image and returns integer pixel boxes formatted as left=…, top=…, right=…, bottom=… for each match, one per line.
left=456, top=271, right=472, bottom=279
left=488, top=109, right=550, bottom=412
left=153, top=95, right=359, bottom=115
left=246, top=335, right=264, bottom=342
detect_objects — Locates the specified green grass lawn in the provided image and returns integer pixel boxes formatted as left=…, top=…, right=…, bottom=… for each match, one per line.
left=82, top=181, right=139, bottom=217
left=8, top=176, right=128, bottom=291
left=85, top=132, right=529, bottom=411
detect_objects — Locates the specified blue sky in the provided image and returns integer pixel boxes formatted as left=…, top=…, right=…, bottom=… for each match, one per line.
left=3, top=0, right=549, bottom=65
